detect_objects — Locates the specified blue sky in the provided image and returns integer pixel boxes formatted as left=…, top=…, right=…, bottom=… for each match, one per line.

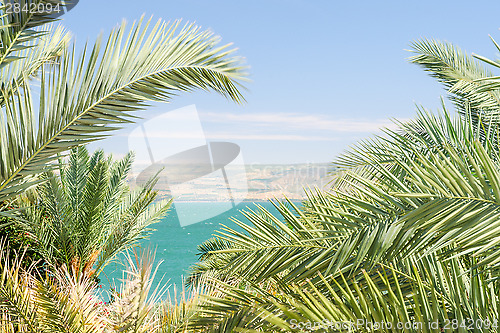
left=61, top=0, right=500, bottom=164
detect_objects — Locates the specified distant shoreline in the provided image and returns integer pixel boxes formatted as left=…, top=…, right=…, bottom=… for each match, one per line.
left=172, top=200, right=302, bottom=204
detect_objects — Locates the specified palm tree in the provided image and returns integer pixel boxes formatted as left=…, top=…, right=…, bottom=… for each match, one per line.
left=16, top=146, right=171, bottom=278
left=185, top=38, right=500, bottom=331
left=0, top=1, right=247, bottom=205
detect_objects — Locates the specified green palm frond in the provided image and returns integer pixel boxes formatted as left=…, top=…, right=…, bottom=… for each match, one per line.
left=158, top=276, right=221, bottom=333
left=330, top=112, right=500, bottom=271
left=96, top=190, right=171, bottom=275
left=190, top=199, right=336, bottom=286
left=0, top=1, right=70, bottom=68
left=410, top=39, right=500, bottom=121
left=0, top=24, right=71, bottom=107
left=0, top=16, right=247, bottom=200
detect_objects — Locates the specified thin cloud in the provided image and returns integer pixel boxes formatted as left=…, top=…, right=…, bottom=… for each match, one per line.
left=200, top=111, right=399, bottom=132
left=206, top=133, right=341, bottom=141
left=127, top=130, right=340, bottom=141
left=123, top=109, right=402, bottom=142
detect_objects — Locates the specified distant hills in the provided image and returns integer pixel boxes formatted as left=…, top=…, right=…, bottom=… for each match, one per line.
left=242, top=163, right=333, bottom=201
left=129, top=163, right=334, bottom=202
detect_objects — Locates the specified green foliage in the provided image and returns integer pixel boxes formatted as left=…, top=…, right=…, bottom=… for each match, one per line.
left=0, top=211, right=45, bottom=272
left=0, top=2, right=250, bottom=331
left=0, top=0, right=69, bottom=69
left=183, top=37, right=500, bottom=331
left=0, top=244, right=209, bottom=333
left=15, top=146, right=171, bottom=278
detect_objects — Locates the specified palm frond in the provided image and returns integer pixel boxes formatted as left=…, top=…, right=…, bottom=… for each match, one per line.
left=0, top=16, right=247, bottom=200
left=410, top=39, right=500, bottom=121
left=0, top=1, right=71, bottom=68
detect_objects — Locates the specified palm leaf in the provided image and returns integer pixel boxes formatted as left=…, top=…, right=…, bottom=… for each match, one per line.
left=0, top=16, right=247, bottom=200
left=0, top=1, right=70, bottom=68
left=410, top=39, right=500, bottom=122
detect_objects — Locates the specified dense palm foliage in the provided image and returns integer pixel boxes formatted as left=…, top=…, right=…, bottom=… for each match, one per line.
left=5, top=1, right=500, bottom=332
left=0, top=243, right=213, bottom=333
left=16, top=146, right=171, bottom=278
left=0, top=1, right=248, bottom=331
left=183, top=38, right=500, bottom=331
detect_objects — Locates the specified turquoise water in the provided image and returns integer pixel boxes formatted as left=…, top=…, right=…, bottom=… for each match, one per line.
left=101, top=201, right=287, bottom=294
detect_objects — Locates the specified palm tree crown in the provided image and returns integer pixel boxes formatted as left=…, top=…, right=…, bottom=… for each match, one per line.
left=18, top=146, right=171, bottom=277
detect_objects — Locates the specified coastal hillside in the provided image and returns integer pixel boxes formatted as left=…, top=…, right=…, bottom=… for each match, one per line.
left=242, top=163, right=333, bottom=201
left=131, top=163, right=333, bottom=202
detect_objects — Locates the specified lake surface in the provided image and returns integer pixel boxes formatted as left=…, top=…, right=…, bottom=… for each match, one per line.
left=101, top=201, right=290, bottom=295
